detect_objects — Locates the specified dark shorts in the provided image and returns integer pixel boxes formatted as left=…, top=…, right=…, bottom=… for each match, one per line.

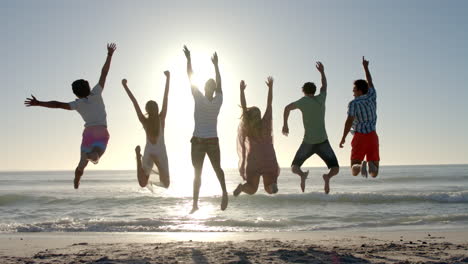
left=291, top=140, right=339, bottom=169
left=190, top=137, right=221, bottom=169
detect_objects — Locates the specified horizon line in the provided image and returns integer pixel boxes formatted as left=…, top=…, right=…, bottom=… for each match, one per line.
left=1, top=163, right=468, bottom=173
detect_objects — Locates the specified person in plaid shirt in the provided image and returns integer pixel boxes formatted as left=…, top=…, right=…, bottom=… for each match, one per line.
left=340, top=57, right=380, bottom=178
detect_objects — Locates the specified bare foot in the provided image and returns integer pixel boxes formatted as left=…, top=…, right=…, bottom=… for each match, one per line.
left=323, top=174, right=330, bottom=194
left=221, top=192, right=228, bottom=211
left=351, top=164, right=361, bottom=176
left=189, top=206, right=199, bottom=214
left=74, top=168, right=83, bottom=189
left=135, top=145, right=142, bottom=158
left=300, top=171, right=309, bottom=192
left=233, top=184, right=243, bottom=197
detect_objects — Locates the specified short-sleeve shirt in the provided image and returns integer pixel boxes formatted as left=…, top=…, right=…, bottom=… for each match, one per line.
left=347, top=86, right=377, bottom=134
left=192, top=86, right=222, bottom=138
left=293, top=92, right=328, bottom=144
left=69, top=84, right=107, bottom=127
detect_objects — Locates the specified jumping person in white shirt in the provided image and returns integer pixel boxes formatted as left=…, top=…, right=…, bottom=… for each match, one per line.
left=183, top=45, right=228, bottom=213
left=24, top=43, right=116, bottom=189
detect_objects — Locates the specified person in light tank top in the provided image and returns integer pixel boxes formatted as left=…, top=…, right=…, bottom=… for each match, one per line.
left=121, top=70, right=171, bottom=190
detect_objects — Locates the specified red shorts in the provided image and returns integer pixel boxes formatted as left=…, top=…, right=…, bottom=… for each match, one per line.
left=351, top=131, right=380, bottom=161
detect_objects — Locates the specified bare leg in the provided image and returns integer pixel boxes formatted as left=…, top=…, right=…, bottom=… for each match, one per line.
left=233, top=184, right=243, bottom=197
left=368, top=161, right=380, bottom=178
left=292, top=165, right=309, bottom=192
left=322, top=167, right=339, bottom=194
left=152, top=156, right=170, bottom=188
left=191, top=167, right=202, bottom=214
left=190, top=143, right=206, bottom=214
left=233, top=179, right=260, bottom=196
left=351, top=160, right=362, bottom=176
left=135, top=146, right=149, bottom=188
left=207, top=146, right=228, bottom=211
left=213, top=166, right=228, bottom=210
left=74, top=152, right=89, bottom=189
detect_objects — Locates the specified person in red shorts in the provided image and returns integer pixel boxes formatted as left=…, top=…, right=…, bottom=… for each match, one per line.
left=339, top=57, right=380, bottom=178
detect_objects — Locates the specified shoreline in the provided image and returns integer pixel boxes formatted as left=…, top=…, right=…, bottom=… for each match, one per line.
left=1, top=230, right=467, bottom=263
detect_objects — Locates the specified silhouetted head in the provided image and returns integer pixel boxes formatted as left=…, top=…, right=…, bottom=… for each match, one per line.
left=204, top=78, right=216, bottom=97
left=353, top=79, right=369, bottom=97
left=302, top=82, right=316, bottom=96
left=241, top=106, right=262, bottom=138
left=145, top=100, right=159, bottom=117
left=72, top=79, right=90, bottom=98
left=144, top=100, right=160, bottom=139
left=244, top=107, right=261, bottom=123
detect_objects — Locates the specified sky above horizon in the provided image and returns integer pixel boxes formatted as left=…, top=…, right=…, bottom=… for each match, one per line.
left=2, top=0, right=468, bottom=171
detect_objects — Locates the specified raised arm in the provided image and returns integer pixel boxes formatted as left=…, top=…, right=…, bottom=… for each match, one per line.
left=282, top=102, right=298, bottom=136
left=339, top=115, right=355, bottom=148
left=24, top=95, right=71, bottom=110
left=212, top=52, right=222, bottom=94
left=121, top=79, right=145, bottom=124
left=183, top=45, right=193, bottom=81
left=265, top=76, right=273, bottom=112
left=240, top=80, right=247, bottom=112
left=362, top=56, right=374, bottom=88
left=98, top=43, right=117, bottom=89
left=159, top=71, right=170, bottom=121
left=316, top=62, right=327, bottom=93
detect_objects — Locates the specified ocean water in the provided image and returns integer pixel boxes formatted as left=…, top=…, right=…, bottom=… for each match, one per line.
left=0, top=165, right=467, bottom=233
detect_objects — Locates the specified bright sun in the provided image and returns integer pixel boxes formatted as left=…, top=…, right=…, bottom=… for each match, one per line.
left=150, top=48, right=228, bottom=192
left=189, top=51, right=217, bottom=90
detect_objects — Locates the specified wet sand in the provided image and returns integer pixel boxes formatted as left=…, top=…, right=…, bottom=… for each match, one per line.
left=0, top=231, right=467, bottom=263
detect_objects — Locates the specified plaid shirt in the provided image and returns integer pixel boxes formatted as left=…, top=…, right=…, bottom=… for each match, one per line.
left=347, top=86, right=377, bottom=134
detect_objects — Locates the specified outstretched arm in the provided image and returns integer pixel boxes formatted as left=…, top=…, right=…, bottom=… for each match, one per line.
left=121, top=79, right=145, bottom=124
left=159, top=71, right=170, bottom=121
left=362, top=56, right=374, bottom=88
left=339, top=115, right=355, bottom=148
left=183, top=45, right=193, bottom=82
left=316, top=62, right=327, bottom=93
left=98, top=43, right=117, bottom=90
left=265, top=76, right=273, bottom=113
left=282, top=103, right=298, bottom=136
left=212, top=52, right=222, bottom=94
left=240, top=80, right=247, bottom=112
left=24, top=95, right=71, bottom=110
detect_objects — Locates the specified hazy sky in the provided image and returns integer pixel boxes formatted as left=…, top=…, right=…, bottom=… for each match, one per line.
left=2, top=0, right=468, bottom=171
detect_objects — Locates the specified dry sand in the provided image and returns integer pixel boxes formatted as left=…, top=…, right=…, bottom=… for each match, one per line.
left=0, top=231, right=467, bottom=263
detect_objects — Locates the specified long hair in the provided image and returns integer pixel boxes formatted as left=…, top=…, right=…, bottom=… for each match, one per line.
left=144, top=100, right=160, bottom=139
left=238, top=106, right=262, bottom=179
left=240, top=107, right=262, bottom=139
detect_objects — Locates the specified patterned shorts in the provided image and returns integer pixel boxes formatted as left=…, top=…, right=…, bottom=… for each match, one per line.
left=81, top=126, right=110, bottom=154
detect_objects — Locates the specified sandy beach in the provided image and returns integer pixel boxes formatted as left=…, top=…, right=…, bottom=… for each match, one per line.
left=1, top=231, right=467, bottom=263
